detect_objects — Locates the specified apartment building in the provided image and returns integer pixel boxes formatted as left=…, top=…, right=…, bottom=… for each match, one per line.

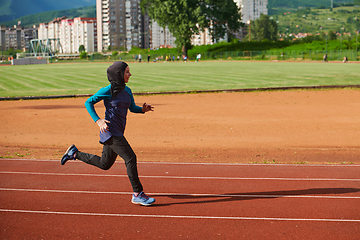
left=38, top=23, right=48, bottom=40
left=0, top=25, right=21, bottom=52
left=72, top=17, right=97, bottom=53
left=96, top=0, right=151, bottom=51
left=191, top=28, right=211, bottom=46
left=150, top=21, right=176, bottom=49
left=234, top=0, right=268, bottom=23
left=39, top=17, right=96, bottom=53
left=39, top=17, right=66, bottom=40
left=59, top=19, right=73, bottom=53
left=0, top=23, right=38, bottom=52
left=23, top=26, right=38, bottom=50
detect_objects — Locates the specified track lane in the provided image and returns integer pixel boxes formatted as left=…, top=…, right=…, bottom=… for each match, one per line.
left=1, top=159, right=359, bottom=239
left=1, top=188, right=359, bottom=220
left=1, top=159, right=360, bottom=179
left=1, top=211, right=359, bottom=239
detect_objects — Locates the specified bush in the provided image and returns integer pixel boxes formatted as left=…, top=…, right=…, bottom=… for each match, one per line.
left=79, top=52, right=88, bottom=59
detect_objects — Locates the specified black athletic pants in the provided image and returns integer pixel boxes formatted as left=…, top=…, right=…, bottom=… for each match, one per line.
left=76, top=136, right=143, bottom=193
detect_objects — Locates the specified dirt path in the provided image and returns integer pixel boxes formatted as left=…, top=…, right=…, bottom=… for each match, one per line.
left=1, top=89, right=359, bottom=164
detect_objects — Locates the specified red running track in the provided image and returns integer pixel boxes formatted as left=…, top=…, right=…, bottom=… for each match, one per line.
left=0, top=159, right=359, bottom=239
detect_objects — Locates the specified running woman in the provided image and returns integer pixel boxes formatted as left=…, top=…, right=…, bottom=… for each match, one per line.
left=61, top=61, right=155, bottom=206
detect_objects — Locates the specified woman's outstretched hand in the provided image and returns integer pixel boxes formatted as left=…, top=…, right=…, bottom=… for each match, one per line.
left=142, top=103, right=154, bottom=113
left=96, top=119, right=110, bottom=133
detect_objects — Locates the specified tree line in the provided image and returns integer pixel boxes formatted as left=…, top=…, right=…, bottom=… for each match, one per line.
left=141, top=0, right=243, bottom=56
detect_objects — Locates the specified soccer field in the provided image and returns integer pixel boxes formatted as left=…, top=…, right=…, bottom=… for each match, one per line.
left=0, top=61, right=359, bottom=98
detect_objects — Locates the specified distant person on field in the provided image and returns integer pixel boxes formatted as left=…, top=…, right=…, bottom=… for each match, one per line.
left=60, top=61, right=155, bottom=206
left=323, top=54, right=328, bottom=63
left=343, top=56, right=348, bottom=63
left=147, top=54, right=150, bottom=63
left=138, top=54, right=142, bottom=63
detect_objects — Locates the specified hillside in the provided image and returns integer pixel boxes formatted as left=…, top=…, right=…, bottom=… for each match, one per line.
left=268, top=0, right=355, bottom=15
left=0, top=0, right=358, bottom=39
left=269, top=0, right=354, bottom=8
left=1, top=0, right=355, bottom=24
left=0, top=5, right=96, bottom=28
left=275, top=6, right=360, bottom=35
left=0, top=0, right=95, bottom=23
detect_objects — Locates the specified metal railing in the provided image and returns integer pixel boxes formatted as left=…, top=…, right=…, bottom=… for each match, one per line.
left=45, top=50, right=359, bottom=63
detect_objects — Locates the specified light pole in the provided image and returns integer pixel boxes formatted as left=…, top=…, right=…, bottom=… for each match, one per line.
left=356, top=30, right=358, bottom=61
left=356, top=14, right=359, bottom=61
left=326, top=4, right=328, bottom=54
left=247, top=18, right=251, bottom=41
left=356, top=20, right=358, bottom=56
left=340, top=1, right=342, bottom=52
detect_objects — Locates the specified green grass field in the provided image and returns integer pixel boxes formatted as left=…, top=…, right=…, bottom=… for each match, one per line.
left=0, top=61, right=359, bottom=98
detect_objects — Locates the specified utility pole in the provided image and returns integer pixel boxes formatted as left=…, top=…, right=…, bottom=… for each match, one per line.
left=340, top=2, right=342, bottom=52
left=356, top=28, right=358, bottom=61
left=248, top=17, right=251, bottom=41
left=250, top=0, right=255, bottom=41
left=326, top=5, right=328, bottom=53
left=355, top=7, right=359, bottom=61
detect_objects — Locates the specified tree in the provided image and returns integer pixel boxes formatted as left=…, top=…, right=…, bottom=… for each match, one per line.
left=78, top=45, right=85, bottom=53
left=5, top=48, right=17, bottom=58
left=328, top=30, right=337, bottom=40
left=141, top=0, right=242, bottom=56
left=252, top=14, right=278, bottom=42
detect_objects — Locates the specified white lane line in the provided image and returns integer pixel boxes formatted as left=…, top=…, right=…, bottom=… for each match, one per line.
left=1, top=158, right=360, bottom=167
left=0, top=171, right=359, bottom=181
left=1, top=188, right=359, bottom=199
left=1, top=209, right=359, bottom=222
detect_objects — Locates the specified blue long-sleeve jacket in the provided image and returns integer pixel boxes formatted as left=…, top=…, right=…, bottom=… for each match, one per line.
left=85, top=84, right=143, bottom=143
